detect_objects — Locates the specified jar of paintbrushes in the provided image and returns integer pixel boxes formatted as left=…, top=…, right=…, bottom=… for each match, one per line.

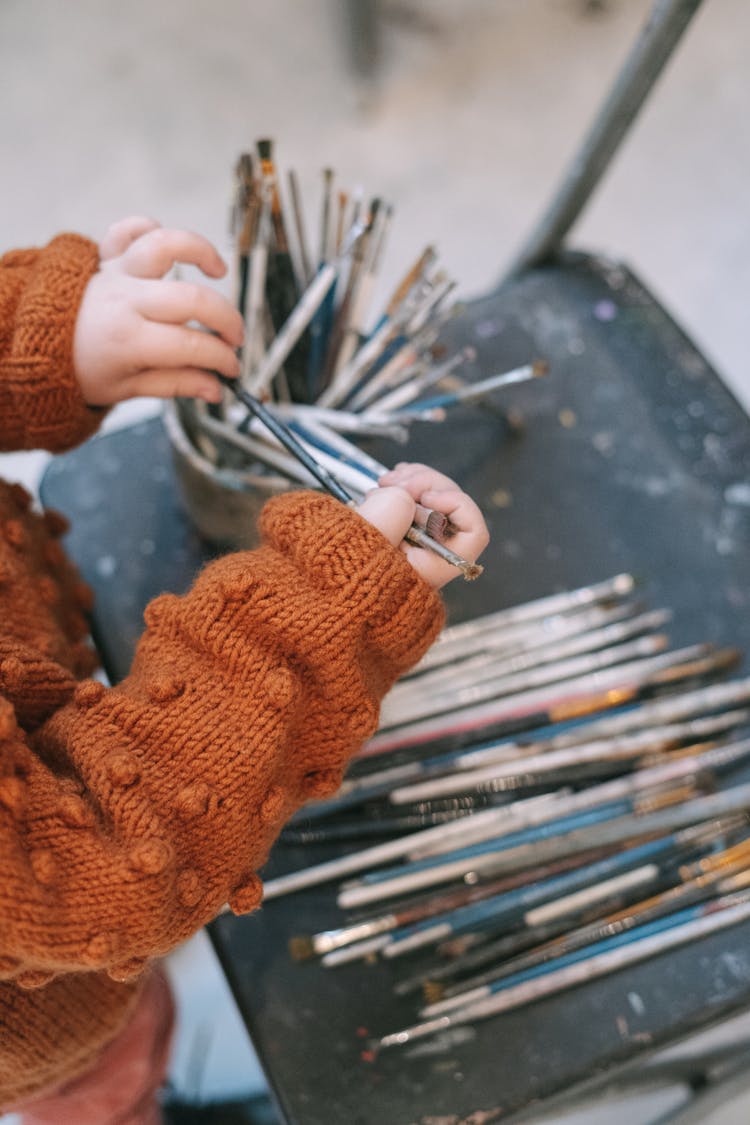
left=166, top=138, right=544, bottom=553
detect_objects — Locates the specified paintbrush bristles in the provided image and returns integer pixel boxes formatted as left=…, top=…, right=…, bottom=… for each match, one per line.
left=404, top=525, right=483, bottom=581
left=222, top=140, right=547, bottom=428
left=288, top=935, right=317, bottom=962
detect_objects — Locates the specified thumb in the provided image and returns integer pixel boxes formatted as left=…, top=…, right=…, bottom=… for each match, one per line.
left=356, top=486, right=415, bottom=547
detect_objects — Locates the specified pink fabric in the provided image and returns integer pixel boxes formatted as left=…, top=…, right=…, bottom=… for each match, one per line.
left=10, top=967, right=175, bottom=1125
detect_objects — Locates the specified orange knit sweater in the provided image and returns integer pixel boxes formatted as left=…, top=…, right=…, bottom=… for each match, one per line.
left=0, top=234, right=445, bottom=1104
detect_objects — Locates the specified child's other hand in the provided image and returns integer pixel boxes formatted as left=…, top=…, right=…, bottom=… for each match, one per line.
left=357, top=462, right=489, bottom=590
left=97, top=215, right=161, bottom=260
left=72, top=219, right=244, bottom=407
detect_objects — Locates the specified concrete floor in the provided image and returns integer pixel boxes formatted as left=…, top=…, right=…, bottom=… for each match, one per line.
left=1, top=1, right=750, bottom=1120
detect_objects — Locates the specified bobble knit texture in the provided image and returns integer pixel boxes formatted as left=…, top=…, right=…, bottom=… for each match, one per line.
left=0, top=235, right=445, bottom=1105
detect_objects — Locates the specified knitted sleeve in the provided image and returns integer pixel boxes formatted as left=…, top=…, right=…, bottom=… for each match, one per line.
left=0, top=235, right=105, bottom=452
left=0, top=491, right=444, bottom=987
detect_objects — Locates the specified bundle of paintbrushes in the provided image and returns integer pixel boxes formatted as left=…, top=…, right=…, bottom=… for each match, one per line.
left=256, top=573, right=750, bottom=1052
left=180, top=138, right=545, bottom=552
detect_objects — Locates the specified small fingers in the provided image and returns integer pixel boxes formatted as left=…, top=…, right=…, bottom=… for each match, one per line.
left=378, top=463, right=456, bottom=497
left=134, top=279, right=244, bottom=349
left=124, top=369, right=225, bottom=403
left=419, top=486, right=488, bottom=543
left=433, top=489, right=488, bottom=550
left=99, top=216, right=161, bottom=260
left=118, top=228, right=228, bottom=280
left=378, top=462, right=489, bottom=588
left=378, top=465, right=486, bottom=542
left=136, top=322, right=241, bottom=379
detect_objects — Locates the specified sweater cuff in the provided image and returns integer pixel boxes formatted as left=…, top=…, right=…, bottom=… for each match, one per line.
left=8, top=234, right=106, bottom=452
left=259, top=490, right=445, bottom=671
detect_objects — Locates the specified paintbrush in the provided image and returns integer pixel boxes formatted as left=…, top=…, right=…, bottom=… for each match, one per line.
left=417, top=749, right=721, bottom=798
left=272, top=401, right=410, bottom=441
left=400, top=626, right=672, bottom=716
left=264, top=791, right=573, bottom=901
left=337, top=786, right=750, bottom=910
left=335, top=860, right=661, bottom=969
left=240, top=177, right=273, bottom=388
left=319, top=167, right=334, bottom=262
left=364, top=347, right=475, bottom=415
left=232, top=152, right=257, bottom=319
left=389, top=714, right=750, bottom=807
left=405, top=274, right=457, bottom=336
left=257, top=139, right=312, bottom=401
left=382, top=247, right=438, bottom=320
left=279, top=806, right=477, bottom=846
left=451, top=677, right=750, bottom=772
left=385, top=608, right=672, bottom=710
left=243, top=218, right=367, bottom=399
left=397, top=361, right=548, bottom=415
left=402, top=850, right=750, bottom=994
left=361, top=685, right=640, bottom=764
left=335, top=289, right=456, bottom=412
left=419, top=887, right=750, bottom=1021
left=217, top=376, right=351, bottom=502
left=376, top=894, right=750, bottom=1050
left=292, top=768, right=558, bottom=825
left=305, top=167, right=337, bottom=398
left=315, top=314, right=407, bottom=409
left=379, top=624, right=672, bottom=731
left=415, top=574, right=638, bottom=671
left=301, top=718, right=747, bottom=853
left=197, top=409, right=319, bottom=488
left=370, top=651, right=720, bottom=763
left=359, top=645, right=741, bottom=760
left=395, top=920, right=572, bottom=998
left=315, top=249, right=438, bottom=408
left=287, top=168, right=313, bottom=288
left=297, top=609, right=671, bottom=817
left=334, top=189, right=349, bottom=255
left=340, top=782, right=707, bottom=914
left=401, top=600, right=644, bottom=687
left=287, top=859, right=581, bottom=963
left=345, top=349, right=429, bottom=414
left=341, top=286, right=452, bottom=414
left=317, top=848, right=630, bottom=969
left=353, top=201, right=392, bottom=334
left=403, top=817, right=750, bottom=996
left=353, top=824, right=722, bottom=963
left=322, top=197, right=381, bottom=382
left=413, top=576, right=643, bottom=670
left=403, top=737, right=750, bottom=861
left=426, top=838, right=750, bottom=1003
left=430, top=858, right=750, bottom=996
left=354, top=244, right=437, bottom=353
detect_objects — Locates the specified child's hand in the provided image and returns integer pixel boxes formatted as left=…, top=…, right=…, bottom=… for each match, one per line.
left=72, top=218, right=244, bottom=407
left=357, top=462, right=489, bottom=589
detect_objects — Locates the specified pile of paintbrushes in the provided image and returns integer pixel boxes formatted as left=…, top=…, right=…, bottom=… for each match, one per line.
left=183, top=138, right=546, bottom=507
left=259, top=573, right=750, bottom=1052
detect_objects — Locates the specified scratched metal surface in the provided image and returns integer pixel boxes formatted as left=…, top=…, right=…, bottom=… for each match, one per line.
left=41, top=253, right=750, bottom=1124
